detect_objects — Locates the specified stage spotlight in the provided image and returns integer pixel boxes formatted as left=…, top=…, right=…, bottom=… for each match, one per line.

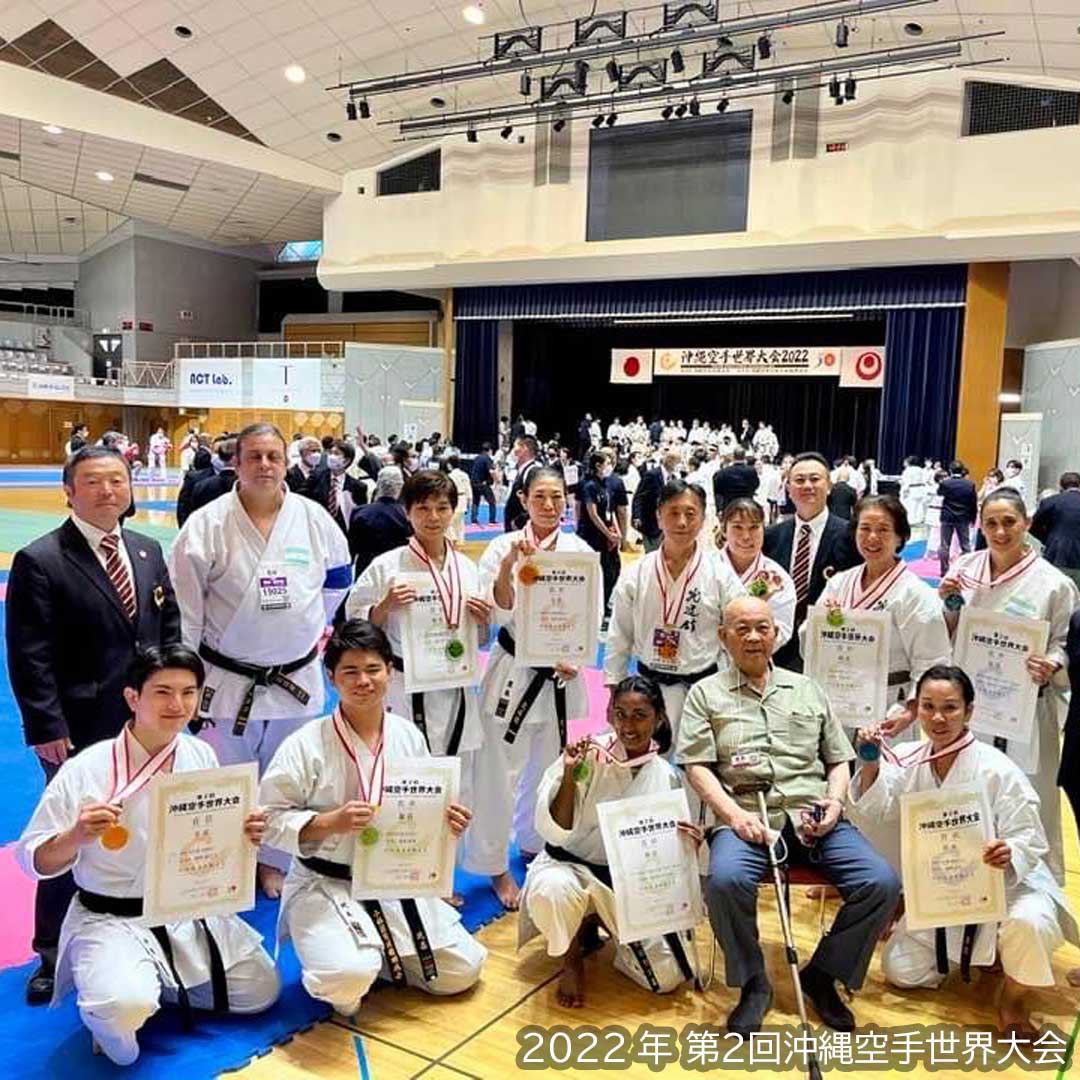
left=671, top=48, right=685, bottom=74
left=553, top=117, right=566, bottom=132
left=828, top=74, right=841, bottom=101
left=717, top=97, right=729, bottom=112
left=592, top=114, right=604, bottom=128
left=605, top=58, right=620, bottom=83
left=781, top=88, right=794, bottom=105
left=345, top=101, right=358, bottom=121
left=661, top=104, right=674, bottom=120
left=500, top=125, right=513, bottom=139
left=844, top=75, right=857, bottom=101
left=605, top=112, right=617, bottom=126
left=836, top=20, right=850, bottom=48
left=757, top=34, right=771, bottom=60
left=358, top=99, right=371, bottom=119
left=689, top=98, right=700, bottom=116
left=466, top=127, right=478, bottom=142
left=520, top=71, right=532, bottom=96
left=674, top=102, right=687, bottom=117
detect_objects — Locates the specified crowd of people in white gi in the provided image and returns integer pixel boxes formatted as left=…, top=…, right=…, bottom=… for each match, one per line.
left=9, top=418, right=1080, bottom=1066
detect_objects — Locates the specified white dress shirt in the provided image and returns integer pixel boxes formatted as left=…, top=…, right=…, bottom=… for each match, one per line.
left=788, top=506, right=830, bottom=578
left=70, top=513, right=134, bottom=584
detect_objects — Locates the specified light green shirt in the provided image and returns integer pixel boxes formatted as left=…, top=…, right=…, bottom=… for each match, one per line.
left=676, top=665, right=855, bottom=830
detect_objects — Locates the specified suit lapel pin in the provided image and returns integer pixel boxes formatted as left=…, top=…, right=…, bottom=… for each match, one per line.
left=153, top=584, right=165, bottom=609
left=139, top=550, right=148, bottom=559
left=823, top=566, right=835, bottom=579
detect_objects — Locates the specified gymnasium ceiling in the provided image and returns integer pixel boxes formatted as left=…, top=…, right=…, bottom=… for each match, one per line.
left=0, top=0, right=1076, bottom=257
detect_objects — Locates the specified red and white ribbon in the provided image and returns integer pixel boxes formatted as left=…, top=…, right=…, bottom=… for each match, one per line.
left=654, top=544, right=703, bottom=629
left=725, top=547, right=762, bottom=585
left=843, top=558, right=908, bottom=611
left=108, top=727, right=178, bottom=804
left=408, top=538, right=463, bottom=630
left=332, top=707, right=386, bottom=806
left=950, top=548, right=1039, bottom=592
left=879, top=731, right=975, bottom=769
left=524, top=521, right=559, bottom=551
left=584, top=732, right=659, bottom=769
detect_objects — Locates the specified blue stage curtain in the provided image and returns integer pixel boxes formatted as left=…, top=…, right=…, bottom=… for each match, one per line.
left=453, top=319, right=499, bottom=449
left=878, top=306, right=964, bottom=473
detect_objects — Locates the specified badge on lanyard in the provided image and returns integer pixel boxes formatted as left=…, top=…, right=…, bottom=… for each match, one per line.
left=258, top=567, right=291, bottom=611
left=652, top=626, right=681, bottom=666
left=731, top=750, right=763, bottom=770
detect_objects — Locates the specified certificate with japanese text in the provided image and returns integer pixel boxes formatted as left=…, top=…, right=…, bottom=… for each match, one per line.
left=143, top=763, right=257, bottom=925
left=900, top=784, right=1006, bottom=932
left=597, top=788, right=703, bottom=945
left=803, top=607, right=890, bottom=725
left=954, top=609, right=1048, bottom=744
left=351, top=756, right=460, bottom=901
left=398, top=572, right=480, bottom=694
left=515, top=551, right=601, bottom=668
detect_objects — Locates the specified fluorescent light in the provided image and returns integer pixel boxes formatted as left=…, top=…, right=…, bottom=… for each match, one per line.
left=42, top=124, right=63, bottom=135
left=462, top=4, right=485, bottom=25
left=95, top=170, right=114, bottom=182
left=284, top=64, right=306, bottom=84
left=998, top=392, right=1022, bottom=404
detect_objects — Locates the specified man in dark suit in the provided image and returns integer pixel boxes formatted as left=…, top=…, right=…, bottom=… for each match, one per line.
left=285, top=435, right=321, bottom=493
left=1032, top=472, right=1080, bottom=589
left=6, top=446, right=180, bottom=1003
left=303, top=439, right=369, bottom=535
left=186, top=436, right=237, bottom=519
left=469, top=442, right=498, bottom=524
left=175, top=442, right=213, bottom=526
left=713, top=446, right=760, bottom=512
left=503, top=435, right=541, bottom=533
left=763, top=451, right=859, bottom=671
left=937, top=460, right=978, bottom=577
left=632, top=449, right=680, bottom=553
left=348, top=466, right=412, bottom=577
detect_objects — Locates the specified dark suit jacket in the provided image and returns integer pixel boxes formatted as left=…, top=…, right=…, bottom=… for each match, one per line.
left=6, top=519, right=181, bottom=750
left=303, top=467, right=369, bottom=534
left=188, top=469, right=236, bottom=518
left=348, top=497, right=412, bottom=576
left=938, top=476, right=978, bottom=525
left=713, top=463, right=759, bottom=509
left=503, top=459, right=539, bottom=533
left=176, top=464, right=212, bottom=527
left=285, top=463, right=311, bottom=493
left=763, top=512, right=860, bottom=671
left=631, top=467, right=665, bottom=541
left=1032, top=489, right=1080, bottom=569
left=1058, top=610, right=1080, bottom=819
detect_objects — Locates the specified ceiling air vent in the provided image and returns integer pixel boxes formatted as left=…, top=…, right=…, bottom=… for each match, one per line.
left=376, top=149, right=441, bottom=197
left=963, top=80, right=1080, bottom=137
left=133, top=172, right=190, bottom=192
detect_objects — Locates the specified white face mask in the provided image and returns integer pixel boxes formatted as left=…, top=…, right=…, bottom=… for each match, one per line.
left=327, top=454, right=346, bottom=473
left=302, top=451, right=320, bottom=468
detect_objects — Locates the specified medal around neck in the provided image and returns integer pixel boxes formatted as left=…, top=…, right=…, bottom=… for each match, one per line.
left=826, top=607, right=846, bottom=627
left=359, top=824, right=381, bottom=847
left=518, top=561, right=540, bottom=585
left=445, top=637, right=465, bottom=661
left=100, top=822, right=130, bottom=851
left=748, top=575, right=769, bottom=598
left=572, top=760, right=593, bottom=784
left=944, top=592, right=965, bottom=611
left=857, top=741, right=881, bottom=763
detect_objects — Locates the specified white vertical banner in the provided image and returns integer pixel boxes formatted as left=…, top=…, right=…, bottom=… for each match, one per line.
left=178, top=359, right=243, bottom=406
left=998, top=412, right=1043, bottom=510
left=251, top=359, right=321, bottom=410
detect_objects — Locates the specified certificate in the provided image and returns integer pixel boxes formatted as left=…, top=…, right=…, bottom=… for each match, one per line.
left=398, top=572, right=480, bottom=694
left=803, top=606, right=890, bottom=725
left=143, top=763, right=257, bottom=925
left=352, top=756, right=460, bottom=901
left=515, top=551, right=601, bottom=668
left=954, top=608, right=1049, bottom=744
left=900, top=784, right=1006, bottom=932
left=597, top=789, right=703, bottom=945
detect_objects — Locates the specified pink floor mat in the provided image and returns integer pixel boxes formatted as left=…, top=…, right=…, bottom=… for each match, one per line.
left=0, top=843, right=36, bottom=969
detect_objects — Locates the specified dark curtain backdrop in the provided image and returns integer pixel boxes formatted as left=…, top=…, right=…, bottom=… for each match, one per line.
left=878, top=307, right=965, bottom=473
left=453, top=319, right=499, bottom=449
left=511, top=319, right=885, bottom=463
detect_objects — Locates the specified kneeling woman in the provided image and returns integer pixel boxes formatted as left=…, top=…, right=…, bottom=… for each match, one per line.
left=16, top=645, right=281, bottom=1066
left=259, top=620, right=486, bottom=1017
left=848, top=665, right=1078, bottom=1036
left=520, top=676, right=702, bottom=1007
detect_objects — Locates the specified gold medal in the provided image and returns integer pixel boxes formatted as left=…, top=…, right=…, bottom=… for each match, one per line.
left=359, top=825, right=380, bottom=847
left=100, top=823, right=129, bottom=851
left=518, top=561, right=540, bottom=585
left=826, top=607, right=845, bottom=628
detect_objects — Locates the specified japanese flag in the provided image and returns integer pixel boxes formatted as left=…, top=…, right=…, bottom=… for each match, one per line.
left=840, top=347, right=886, bottom=388
left=610, top=349, right=654, bottom=384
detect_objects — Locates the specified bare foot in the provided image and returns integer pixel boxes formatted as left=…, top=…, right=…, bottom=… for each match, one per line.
left=1067, top=967, right=1080, bottom=988
left=998, top=976, right=1037, bottom=1038
left=448, top=893, right=465, bottom=908
left=492, top=870, right=520, bottom=910
left=556, top=952, right=586, bottom=1008
left=258, top=863, right=286, bottom=899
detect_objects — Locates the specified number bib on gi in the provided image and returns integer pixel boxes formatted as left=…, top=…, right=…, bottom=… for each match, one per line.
left=258, top=565, right=291, bottom=611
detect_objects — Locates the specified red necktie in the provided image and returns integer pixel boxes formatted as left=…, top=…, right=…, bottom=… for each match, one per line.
left=791, top=522, right=812, bottom=604
left=100, top=534, right=136, bottom=619
left=327, top=475, right=340, bottom=516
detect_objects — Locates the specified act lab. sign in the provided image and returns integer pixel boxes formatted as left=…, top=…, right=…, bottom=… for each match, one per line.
left=178, top=359, right=243, bottom=406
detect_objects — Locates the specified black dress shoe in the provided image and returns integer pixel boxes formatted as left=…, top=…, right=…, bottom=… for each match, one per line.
left=799, top=965, right=854, bottom=1031
left=25, top=961, right=54, bottom=1006
left=727, top=973, right=773, bottom=1036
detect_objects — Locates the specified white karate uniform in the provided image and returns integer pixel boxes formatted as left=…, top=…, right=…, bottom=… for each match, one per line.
left=168, top=489, right=352, bottom=870
left=469, top=529, right=602, bottom=872
left=259, top=712, right=486, bottom=1015
left=16, top=734, right=279, bottom=1066
left=345, top=544, right=484, bottom=870
left=148, top=433, right=170, bottom=480
left=520, top=740, right=696, bottom=993
left=716, top=548, right=795, bottom=652
left=900, top=465, right=928, bottom=526
left=604, top=545, right=746, bottom=748
left=847, top=739, right=1077, bottom=989
left=945, top=551, right=1079, bottom=881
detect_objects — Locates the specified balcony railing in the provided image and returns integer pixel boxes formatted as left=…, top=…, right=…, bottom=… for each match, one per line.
left=124, top=361, right=175, bottom=389
left=174, top=341, right=345, bottom=360
left=0, top=300, right=90, bottom=328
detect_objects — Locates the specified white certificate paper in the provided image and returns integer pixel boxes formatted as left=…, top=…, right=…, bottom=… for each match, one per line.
left=143, top=763, right=257, bottom=925
left=515, top=551, right=601, bottom=668
left=351, top=756, right=460, bottom=901
left=398, top=572, right=480, bottom=694
left=900, top=784, right=1006, bottom=932
left=803, top=607, right=890, bottom=725
left=954, top=608, right=1049, bottom=744
left=597, top=789, right=703, bottom=945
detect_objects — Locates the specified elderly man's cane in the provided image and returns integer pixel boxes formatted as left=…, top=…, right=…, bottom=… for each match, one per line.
left=732, top=778, right=823, bottom=1080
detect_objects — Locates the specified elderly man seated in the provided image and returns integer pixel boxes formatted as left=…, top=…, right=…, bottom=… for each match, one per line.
left=676, top=596, right=901, bottom=1035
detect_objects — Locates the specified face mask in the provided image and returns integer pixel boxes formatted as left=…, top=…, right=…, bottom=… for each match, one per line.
left=302, top=451, right=320, bottom=468
left=327, top=454, right=346, bottom=473
left=210, top=454, right=224, bottom=472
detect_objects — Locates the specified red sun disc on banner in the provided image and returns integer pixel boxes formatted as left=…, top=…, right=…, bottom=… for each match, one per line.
left=855, top=351, right=883, bottom=380
left=623, top=356, right=641, bottom=378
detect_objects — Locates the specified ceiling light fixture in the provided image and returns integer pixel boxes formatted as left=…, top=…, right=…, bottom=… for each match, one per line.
left=844, top=74, right=857, bottom=100
left=462, top=4, right=485, bottom=26
left=552, top=117, right=566, bottom=132
left=520, top=71, right=532, bottom=96
left=95, top=170, right=114, bottom=182
left=605, top=58, right=620, bottom=83
left=358, top=100, right=371, bottom=119
left=674, top=102, right=687, bottom=117
left=689, top=98, right=700, bottom=116
left=757, top=34, right=772, bottom=60
left=174, top=25, right=193, bottom=39
left=904, top=22, right=923, bottom=37
left=500, top=124, right=513, bottom=138
left=661, top=104, right=674, bottom=119
left=345, top=101, right=358, bottom=121
left=430, top=96, right=446, bottom=108
left=42, top=124, right=62, bottom=135
left=326, top=132, right=342, bottom=142
left=671, top=47, right=685, bottom=73
left=782, top=88, right=794, bottom=104
left=829, top=73, right=841, bottom=100
left=284, top=64, right=306, bottom=84
left=592, top=114, right=604, bottom=128
left=836, top=20, right=850, bottom=47
left=467, top=126, right=478, bottom=142
left=717, top=97, right=730, bottom=112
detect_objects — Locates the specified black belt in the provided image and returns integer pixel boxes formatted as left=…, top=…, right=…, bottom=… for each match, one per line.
left=77, top=888, right=228, bottom=1029
left=497, top=628, right=567, bottom=749
left=391, top=656, right=467, bottom=756
left=887, top=670, right=912, bottom=688
left=936, top=923, right=979, bottom=983
left=198, top=642, right=316, bottom=736
left=297, top=857, right=437, bottom=986
left=637, top=662, right=718, bottom=688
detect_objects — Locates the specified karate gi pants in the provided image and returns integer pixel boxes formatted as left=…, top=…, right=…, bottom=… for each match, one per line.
left=68, top=925, right=280, bottom=1066
left=33, top=757, right=76, bottom=968
left=882, top=890, right=1062, bottom=990
left=705, top=820, right=901, bottom=990
left=286, top=889, right=486, bottom=1015
left=199, top=715, right=312, bottom=871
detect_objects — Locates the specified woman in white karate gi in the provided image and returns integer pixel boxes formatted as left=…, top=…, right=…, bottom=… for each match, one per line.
left=472, top=466, right=602, bottom=910
left=848, top=666, right=1077, bottom=1037
left=168, top=422, right=352, bottom=897
left=716, top=497, right=795, bottom=650
left=805, top=495, right=952, bottom=738
left=259, top=620, right=486, bottom=1017
left=521, top=676, right=703, bottom=1007
left=604, top=478, right=744, bottom=750
left=147, top=428, right=171, bottom=482
left=900, top=456, right=928, bottom=528
left=345, top=470, right=491, bottom=879
left=938, top=487, right=1079, bottom=882
left=17, top=645, right=280, bottom=1066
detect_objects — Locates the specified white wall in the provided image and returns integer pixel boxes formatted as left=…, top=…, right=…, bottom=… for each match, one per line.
left=1022, top=340, right=1080, bottom=486
left=77, top=238, right=134, bottom=333
left=1006, top=261, right=1080, bottom=348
